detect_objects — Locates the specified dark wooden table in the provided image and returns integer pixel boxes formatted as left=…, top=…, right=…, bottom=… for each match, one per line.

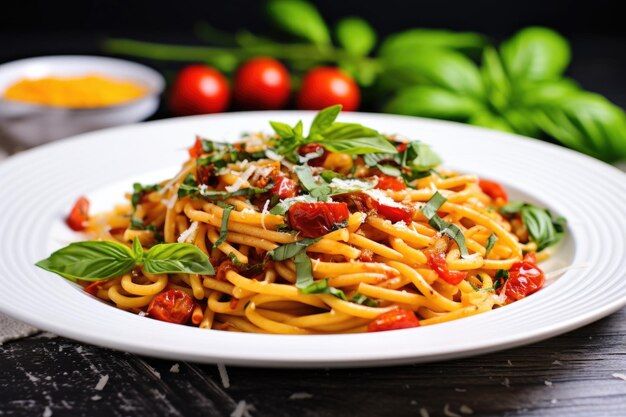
left=1, top=308, right=624, bottom=417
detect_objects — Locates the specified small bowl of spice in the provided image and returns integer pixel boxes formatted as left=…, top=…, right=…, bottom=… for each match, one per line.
left=0, top=55, right=164, bottom=147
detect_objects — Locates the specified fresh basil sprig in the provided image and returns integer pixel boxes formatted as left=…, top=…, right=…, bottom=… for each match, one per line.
left=420, top=191, right=469, bottom=257
left=214, top=202, right=234, bottom=248
left=501, top=202, right=566, bottom=251
left=267, top=238, right=320, bottom=288
left=36, top=238, right=215, bottom=282
left=300, top=278, right=348, bottom=301
left=485, top=232, right=498, bottom=257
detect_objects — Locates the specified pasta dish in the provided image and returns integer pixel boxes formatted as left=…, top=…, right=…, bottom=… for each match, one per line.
left=37, top=106, right=565, bottom=334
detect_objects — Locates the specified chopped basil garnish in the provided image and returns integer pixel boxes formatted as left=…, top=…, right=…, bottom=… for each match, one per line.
left=269, top=195, right=318, bottom=215
left=293, top=251, right=315, bottom=289
left=213, top=202, right=234, bottom=248
left=267, top=238, right=320, bottom=289
left=351, top=293, right=378, bottom=307
left=36, top=238, right=214, bottom=282
left=421, top=191, right=469, bottom=257
left=295, top=165, right=331, bottom=201
left=300, top=278, right=348, bottom=300
left=268, top=238, right=320, bottom=261
left=178, top=174, right=270, bottom=200
left=501, top=202, right=566, bottom=251
left=485, top=232, right=498, bottom=257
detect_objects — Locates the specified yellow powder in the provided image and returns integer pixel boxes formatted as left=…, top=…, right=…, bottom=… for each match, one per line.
left=3, top=74, right=147, bottom=108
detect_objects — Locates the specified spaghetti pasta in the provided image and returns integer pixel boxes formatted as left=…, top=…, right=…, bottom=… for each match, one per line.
left=38, top=106, right=565, bottom=334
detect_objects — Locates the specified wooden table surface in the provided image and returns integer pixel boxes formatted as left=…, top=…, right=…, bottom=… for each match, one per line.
left=1, top=307, right=624, bottom=417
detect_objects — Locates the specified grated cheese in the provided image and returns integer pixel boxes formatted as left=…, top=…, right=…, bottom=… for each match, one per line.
left=217, top=363, right=230, bottom=388
left=443, top=404, right=462, bottom=417
left=364, top=189, right=404, bottom=208
left=459, top=405, right=473, bottom=415
left=612, top=373, right=626, bottom=381
left=265, top=149, right=283, bottom=161
left=544, top=380, right=553, bottom=387
left=177, top=221, right=199, bottom=243
left=261, top=199, right=270, bottom=230
left=289, top=392, right=313, bottom=400
left=95, top=375, right=109, bottom=391
left=230, top=400, right=255, bottom=417
left=169, top=364, right=180, bottom=373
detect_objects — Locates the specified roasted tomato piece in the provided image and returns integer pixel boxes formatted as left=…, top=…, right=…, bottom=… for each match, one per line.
left=478, top=179, right=508, bottom=203
left=368, top=308, right=420, bottom=332
left=188, top=137, right=204, bottom=158
left=426, top=251, right=467, bottom=285
left=270, top=175, right=297, bottom=199
left=147, top=290, right=194, bottom=324
left=287, top=202, right=349, bottom=238
left=67, top=196, right=90, bottom=231
left=370, top=199, right=413, bottom=223
left=215, top=260, right=238, bottom=281
left=84, top=280, right=105, bottom=296
left=298, top=143, right=327, bottom=166
left=504, top=253, right=545, bottom=301
left=375, top=174, right=406, bottom=191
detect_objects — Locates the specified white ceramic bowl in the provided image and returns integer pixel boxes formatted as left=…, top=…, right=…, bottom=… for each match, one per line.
left=0, top=55, right=164, bottom=147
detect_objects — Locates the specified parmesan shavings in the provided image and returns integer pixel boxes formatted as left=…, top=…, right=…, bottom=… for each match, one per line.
left=177, top=221, right=199, bottom=243
left=612, top=373, right=626, bottom=381
left=459, top=405, right=474, bottom=415
left=289, top=392, right=313, bottom=400
left=364, top=189, right=404, bottom=208
left=225, top=165, right=256, bottom=192
left=230, top=400, right=255, bottom=417
left=169, top=364, right=180, bottom=373
left=265, top=149, right=283, bottom=161
left=443, top=404, right=462, bottom=417
left=261, top=199, right=270, bottom=230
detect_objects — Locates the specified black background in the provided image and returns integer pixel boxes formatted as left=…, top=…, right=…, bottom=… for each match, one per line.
left=1, top=0, right=625, bottom=107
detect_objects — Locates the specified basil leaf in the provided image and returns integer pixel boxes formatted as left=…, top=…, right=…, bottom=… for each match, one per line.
left=295, top=165, right=331, bottom=201
left=420, top=192, right=469, bottom=257
left=132, top=237, right=144, bottom=262
left=268, top=237, right=320, bottom=261
left=485, top=232, right=498, bottom=257
left=469, top=110, right=515, bottom=133
left=321, top=122, right=379, bottom=140
left=500, top=201, right=525, bottom=214
left=213, top=203, right=234, bottom=248
left=300, top=278, right=348, bottom=300
left=377, top=164, right=402, bottom=177
left=403, top=142, right=443, bottom=172
left=178, top=174, right=199, bottom=198
left=322, top=136, right=398, bottom=155
left=144, top=243, right=215, bottom=275
left=493, top=269, right=510, bottom=290
left=131, top=183, right=162, bottom=209
left=328, top=177, right=376, bottom=195
left=265, top=0, right=330, bottom=46
left=293, top=251, right=315, bottom=289
left=500, top=202, right=566, bottom=251
left=532, top=92, right=626, bottom=162
left=351, top=293, right=378, bottom=307
left=308, top=105, right=342, bottom=138
left=269, top=195, right=318, bottom=215
left=514, top=79, right=579, bottom=106
left=269, top=121, right=294, bottom=139
left=481, top=46, right=511, bottom=112
left=179, top=174, right=270, bottom=200
left=320, top=170, right=344, bottom=183
left=500, top=27, right=570, bottom=82
left=36, top=241, right=137, bottom=282
left=335, top=17, right=376, bottom=57
left=383, top=48, right=484, bottom=98
left=384, top=85, right=483, bottom=120
left=379, top=29, right=486, bottom=59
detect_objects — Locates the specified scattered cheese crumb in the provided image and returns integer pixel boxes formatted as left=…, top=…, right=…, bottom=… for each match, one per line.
left=506, top=360, right=513, bottom=366
left=443, top=404, right=462, bottom=417
left=43, top=406, right=52, bottom=417
left=419, top=407, right=430, bottom=417
left=25, top=372, right=39, bottom=383
left=230, top=400, right=255, bottom=417
left=217, top=363, right=230, bottom=388
left=289, top=392, right=313, bottom=400
left=75, top=346, right=83, bottom=354
left=177, top=221, right=199, bottom=243
left=410, top=400, right=418, bottom=405
left=261, top=199, right=270, bottom=230
left=454, top=388, right=467, bottom=392
left=552, top=360, right=562, bottom=366
left=138, top=311, right=147, bottom=317
left=501, top=377, right=511, bottom=388
left=550, top=399, right=558, bottom=404
left=95, top=375, right=109, bottom=391
left=91, top=395, right=102, bottom=401
left=364, top=189, right=405, bottom=208
left=460, top=405, right=473, bottom=415
left=169, top=364, right=180, bottom=374
left=265, top=149, right=283, bottom=161
left=612, top=373, right=626, bottom=381
left=544, top=380, right=553, bottom=387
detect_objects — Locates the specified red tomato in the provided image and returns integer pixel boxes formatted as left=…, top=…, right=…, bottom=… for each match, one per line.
left=426, top=252, right=467, bottom=285
left=504, top=254, right=545, bottom=301
left=234, top=57, right=291, bottom=109
left=296, top=67, right=360, bottom=111
left=67, top=196, right=90, bottom=231
left=370, top=199, right=413, bottom=224
left=375, top=174, right=406, bottom=191
left=368, top=308, right=420, bottom=332
left=215, top=260, right=238, bottom=281
left=271, top=176, right=297, bottom=199
left=297, top=143, right=327, bottom=167
left=188, top=137, right=204, bottom=158
left=396, top=143, right=408, bottom=152
left=288, top=202, right=350, bottom=238
left=147, top=290, right=194, bottom=324
left=84, top=280, right=105, bottom=296
left=478, top=179, right=508, bottom=202
left=169, top=65, right=230, bottom=116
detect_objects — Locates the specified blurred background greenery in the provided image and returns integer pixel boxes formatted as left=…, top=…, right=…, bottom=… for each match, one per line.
left=1, top=0, right=625, bottom=162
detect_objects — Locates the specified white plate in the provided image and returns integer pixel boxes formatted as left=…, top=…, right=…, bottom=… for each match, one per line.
left=0, top=112, right=625, bottom=368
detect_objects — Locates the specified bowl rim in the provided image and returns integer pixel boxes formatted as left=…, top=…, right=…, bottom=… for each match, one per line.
left=0, top=55, right=165, bottom=112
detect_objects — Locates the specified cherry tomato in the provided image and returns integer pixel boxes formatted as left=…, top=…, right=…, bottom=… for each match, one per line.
left=504, top=253, right=545, bottom=301
left=296, top=67, right=360, bottom=111
left=288, top=202, right=350, bottom=238
left=298, top=143, right=327, bottom=167
left=368, top=308, right=420, bottom=332
left=216, top=260, right=238, bottom=281
left=84, top=280, right=105, bottom=296
left=375, top=174, right=406, bottom=191
left=169, top=65, right=230, bottom=116
left=369, top=198, right=413, bottom=224
left=147, top=290, right=194, bottom=324
left=188, top=137, right=204, bottom=158
left=396, top=143, right=408, bottom=152
left=426, top=252, right=467, bottom=285
left=478, top=179, right=508, bottom=202
left=233, top=57, right=291, bottom=110
left=270, top=176, right=297, bottom=199
left=67, top=196, right=90, bottom=231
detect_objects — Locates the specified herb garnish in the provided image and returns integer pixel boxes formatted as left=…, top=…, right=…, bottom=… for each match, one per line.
left=300, top=278, right=348, bottom=300
left=214, top=202, right=234, bottom=248
left=501, top=202, right=566, bottom=251
left=267, top=238, right=320, bottom=288
left=485, top=232, right=498, bottom=257
left=420, top=191, right=469, bottom=257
